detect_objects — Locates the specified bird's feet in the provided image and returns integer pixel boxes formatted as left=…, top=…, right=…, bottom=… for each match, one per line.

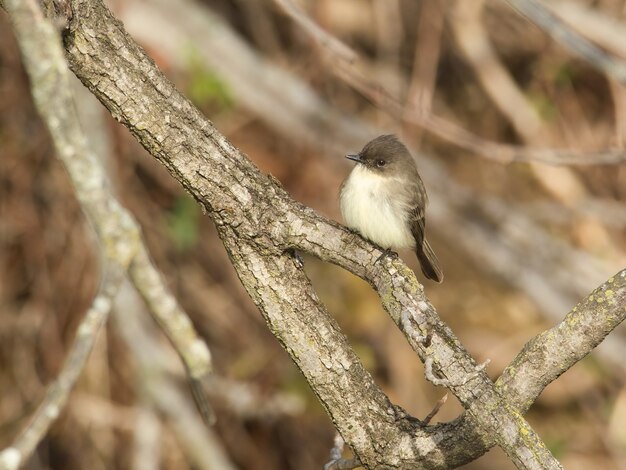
left=290, top=249, right=305, bottom=268
left=375, top=248, right=398, bottom=264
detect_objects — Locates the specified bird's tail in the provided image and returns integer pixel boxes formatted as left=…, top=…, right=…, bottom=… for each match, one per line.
left=416, top=238, right=443, bottom=283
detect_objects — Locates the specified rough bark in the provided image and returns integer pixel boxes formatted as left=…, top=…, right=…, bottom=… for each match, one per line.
left=3, top=0, right=626, bottom=468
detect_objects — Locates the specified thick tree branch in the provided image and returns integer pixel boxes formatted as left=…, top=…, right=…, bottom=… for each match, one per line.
left=114, top=0, right=619, bottom=361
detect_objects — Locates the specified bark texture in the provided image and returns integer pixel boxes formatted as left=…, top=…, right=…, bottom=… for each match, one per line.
left=3, top=0, right=626, bottom=468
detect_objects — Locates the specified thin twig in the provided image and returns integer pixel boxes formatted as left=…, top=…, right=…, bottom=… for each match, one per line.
left=324, top=434, right=361, bottom=470
left=1, top=1, right=214, bottom=466
left=0, top=265, right=126, bottom=470
left=272, top=0, right=357, bottom=63
left=132, top=403, right=162, bottom=470
left=113, top=284, right=237, bottom=470
left=128, top=246, right=212, bottom=381
left=1, top=0, right=141, bottom=466
left=423, top=394, right=448, bottom=425
left=373, top=0, right=404, bottom=102
left=336, top=60, right=626, bottom=165
left=272, top=0, right=626, bottom=165
left=504, top=0, right=626, bottom=84
left=449, top=0, right=595, bottom=206
left=404, top=0, right=445, bottom=139
left=451, top=0, right=545, bottom=143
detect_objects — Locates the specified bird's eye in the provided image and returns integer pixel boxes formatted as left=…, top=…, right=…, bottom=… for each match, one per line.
left=376, top=159, right=386, bottom=167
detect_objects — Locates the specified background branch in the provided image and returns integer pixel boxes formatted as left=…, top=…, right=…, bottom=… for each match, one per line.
left=504, top=0, right=626, bottom=83
left=0, top=0, right=213, bottom=466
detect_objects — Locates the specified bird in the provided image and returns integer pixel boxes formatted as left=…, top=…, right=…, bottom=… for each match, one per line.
left=340, top=135, right=443, bottom=283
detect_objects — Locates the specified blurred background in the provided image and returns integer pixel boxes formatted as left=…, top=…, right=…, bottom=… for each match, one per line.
left=1, top=0, right=626, bottom=468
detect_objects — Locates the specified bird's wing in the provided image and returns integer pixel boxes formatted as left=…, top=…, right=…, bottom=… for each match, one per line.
left=409, top=207, right=426, bottom=247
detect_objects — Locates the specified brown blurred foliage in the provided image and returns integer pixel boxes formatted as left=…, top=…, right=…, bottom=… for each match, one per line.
left=2, top=0, right=626, bottom=468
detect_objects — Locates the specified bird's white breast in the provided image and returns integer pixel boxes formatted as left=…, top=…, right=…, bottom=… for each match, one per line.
left=340, top=165, right=415, bottom=249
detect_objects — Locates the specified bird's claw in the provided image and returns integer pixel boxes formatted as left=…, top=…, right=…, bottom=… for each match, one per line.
left=375, top=248, right=398, bottom=264
left=292, top=250, right=305, bottom=268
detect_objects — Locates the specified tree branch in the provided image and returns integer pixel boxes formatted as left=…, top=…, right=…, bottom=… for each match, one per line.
left=503, top=0, right=626, bottom=84
left=433, top=268, right=626, bottom=467
left=113, top=284, right=237, bottom=470
left=270, top=0, right=626, bottom=165
left=498, top=269, right=626, bottom=412
left=0, top=0, right=214, bottom=466
left=3, top=0, right=625, bottom=468
left=0, top=0, right=139, bottom=466
left=54, top=0, right=568, bottom=468
left=114, top=0, right=618, bottom=356
left=0, top=265, right=126, bottom=470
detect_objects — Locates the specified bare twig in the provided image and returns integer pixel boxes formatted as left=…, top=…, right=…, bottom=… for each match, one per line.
left=546, top=1, right=626, bottom=147
left=404, top=0, right=445, bottom=130
left=271, top=0, right=626, bottom=165
left=132, top=404, right=162, bottom=470
left=128, top=246, right=212, bottom=381
left=203, top=375, right=304, bottom=419
left=524, top=198, right=626, bottom=227
left=272, top=0, right=357, bottom=63
left=116, top=280, right=302, bottom=424
left=336, top=60, right=626, bottom=165
left=504, top=0, right=626, bottom=84
left=1, top=0, right=140, bottom=466
left=113, top=285, right=236, bottom=470
left=609, top=79, right=626, bottom=147
left=324, top=434, right=361, bottom=470
left=233, top=0, right=281, bottom=55
left=423, top=394, right=448, bottom=425
left=373, top=0, right=404, bottom=102
left=548, top=1, right=626, bottom=59
left=450, top=0, right=545, bottom=142
left=1, top=1, right=214, bottom=466
left=146, top=376, right=236, bottom=470
left=449, top=0, right=594, bottom=209
left=0, top=266, right=126, bottom=470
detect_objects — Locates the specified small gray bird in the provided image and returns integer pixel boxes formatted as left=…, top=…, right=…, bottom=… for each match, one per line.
left=340, top=135, right=443, bottom=282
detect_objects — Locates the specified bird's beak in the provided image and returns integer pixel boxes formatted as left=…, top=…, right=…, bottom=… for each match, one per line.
left=345, top=154, right=363, bottom=163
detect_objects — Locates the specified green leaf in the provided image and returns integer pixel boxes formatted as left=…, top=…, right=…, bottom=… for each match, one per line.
left=184, top=47, right=234, bottom=110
